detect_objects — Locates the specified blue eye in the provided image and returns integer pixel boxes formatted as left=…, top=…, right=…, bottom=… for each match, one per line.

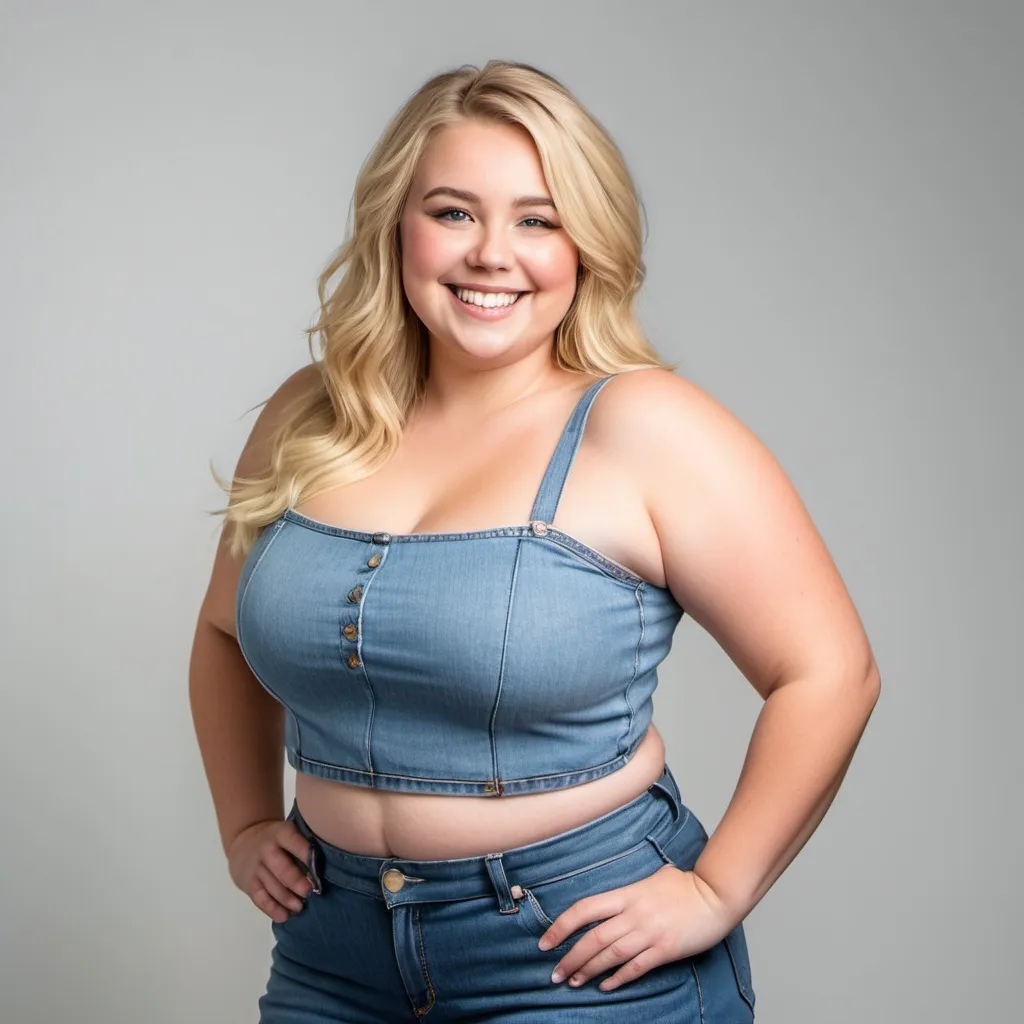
left=433, top=208, right=470, bottom=222
left=430, top=208, right=555, bottom=229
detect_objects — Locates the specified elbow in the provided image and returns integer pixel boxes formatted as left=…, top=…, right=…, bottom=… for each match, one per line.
left=861, top=660, right=882, bottom=710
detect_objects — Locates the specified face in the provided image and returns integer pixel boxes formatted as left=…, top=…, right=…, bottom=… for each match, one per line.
left=398, top=118, right=580, bottom=369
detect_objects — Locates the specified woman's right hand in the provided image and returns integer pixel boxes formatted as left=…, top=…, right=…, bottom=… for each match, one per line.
left=227, top=818, right=314, bottom=923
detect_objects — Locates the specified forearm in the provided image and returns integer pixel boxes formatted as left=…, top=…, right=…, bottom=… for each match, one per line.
left=692, top=668, right=880, bottom=925
left=189, top=617, right=286, bottom=856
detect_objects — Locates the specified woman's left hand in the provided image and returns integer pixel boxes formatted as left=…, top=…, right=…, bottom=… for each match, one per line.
left=537, top=864, right=735, bottom=991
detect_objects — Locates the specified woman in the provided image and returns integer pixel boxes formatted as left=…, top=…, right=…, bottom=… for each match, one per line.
left=190, top=60, right=880, bottom=1021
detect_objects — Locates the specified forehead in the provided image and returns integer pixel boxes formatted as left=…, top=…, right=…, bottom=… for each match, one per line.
left=413, top=119, right=549, bottom=195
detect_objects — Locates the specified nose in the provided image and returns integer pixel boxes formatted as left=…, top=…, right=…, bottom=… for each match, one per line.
left=468, top=221, right=514, bottom=272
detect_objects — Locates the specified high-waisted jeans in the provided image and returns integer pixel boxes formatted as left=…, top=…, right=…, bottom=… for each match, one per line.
left=259, top=764, right=756, bottom=1022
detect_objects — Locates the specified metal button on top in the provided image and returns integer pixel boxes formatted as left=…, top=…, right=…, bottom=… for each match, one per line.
left=382, top=868, right=405, bottom=893
left=347, top=585, right=363, bottom=603
left=347, top=652, right=361, bottom=669
left=367, top=553, right=382, bottom=568
left=371, top=532, right=391, bottom=544
left=530, top=520, right=549, bottom=536
left=342, top=623, right=358, bottom=640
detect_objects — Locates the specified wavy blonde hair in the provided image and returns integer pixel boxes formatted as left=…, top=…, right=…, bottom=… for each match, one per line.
left=212, top=59, right=676, bottom=560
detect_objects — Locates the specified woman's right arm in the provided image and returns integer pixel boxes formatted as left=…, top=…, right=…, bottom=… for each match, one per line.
left=188, top=363, right=322, bottom=922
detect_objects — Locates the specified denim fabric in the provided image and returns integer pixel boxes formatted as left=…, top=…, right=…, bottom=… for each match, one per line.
left=259, top=764, right=755, bottom=1022
left=236, top=375, right=686, bottom=796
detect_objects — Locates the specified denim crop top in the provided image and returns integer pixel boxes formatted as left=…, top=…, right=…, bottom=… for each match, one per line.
left=235, top=375, right=685, bottom=796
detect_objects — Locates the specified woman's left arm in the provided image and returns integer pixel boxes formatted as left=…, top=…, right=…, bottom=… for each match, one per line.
left=631, top=369, right=881, bottom=925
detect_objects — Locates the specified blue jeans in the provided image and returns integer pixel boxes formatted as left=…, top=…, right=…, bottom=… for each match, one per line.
left=259, top=764, right=755, bottom=1021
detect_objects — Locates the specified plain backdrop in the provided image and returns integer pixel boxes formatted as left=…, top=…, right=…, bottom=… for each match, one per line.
left=2, top=2, right=1020, bottom=1021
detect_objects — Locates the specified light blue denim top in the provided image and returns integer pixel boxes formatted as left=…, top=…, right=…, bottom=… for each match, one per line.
left=236, top=375, right=685, bottom=796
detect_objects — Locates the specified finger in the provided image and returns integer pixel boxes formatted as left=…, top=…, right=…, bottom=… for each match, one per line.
left=257, top=863, right=305, bottom=914
left=251, top=885, right=291, bottom=924
left=597, top=944, right=667, bottom=992
left=275, top=822, right=313, bottom=869
left=550, top=918, right=634, bottom=985
left=539, top=889, right=624, bottom=951
left=265, top=841, right=313, bottom=899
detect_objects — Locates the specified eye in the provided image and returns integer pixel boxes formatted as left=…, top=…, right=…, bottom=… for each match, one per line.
left=430, top=208, right=556, bottom=230
left=431, top=208, right=470, bottom=223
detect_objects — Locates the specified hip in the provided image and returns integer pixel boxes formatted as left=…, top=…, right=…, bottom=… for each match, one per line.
left=261, top=761, right=755, bottom=1022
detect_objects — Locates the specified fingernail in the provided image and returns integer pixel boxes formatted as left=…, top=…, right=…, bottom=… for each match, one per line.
left=537, top=938, right=551, bottom=951
left=550, top=969, right=564, bottom=983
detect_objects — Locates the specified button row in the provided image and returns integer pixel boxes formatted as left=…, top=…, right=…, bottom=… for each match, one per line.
left=342, top=541, right=390, bottom=669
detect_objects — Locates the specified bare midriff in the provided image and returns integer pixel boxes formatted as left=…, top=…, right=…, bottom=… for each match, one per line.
left=294, top=723, right=667, bottom=859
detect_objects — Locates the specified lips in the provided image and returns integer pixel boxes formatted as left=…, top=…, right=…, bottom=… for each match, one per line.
left=444, top=282, right=527, bottom=319
left=445, top=284, right=525, bottom=297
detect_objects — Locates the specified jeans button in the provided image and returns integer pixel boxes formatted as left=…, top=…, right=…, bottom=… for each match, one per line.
left=382, top=869, right=405, bottom=893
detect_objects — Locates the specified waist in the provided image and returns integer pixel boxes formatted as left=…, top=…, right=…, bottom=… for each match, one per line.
left=295, top=724, right=667, bottom=857
left=290, top=761, right=688, bottom=906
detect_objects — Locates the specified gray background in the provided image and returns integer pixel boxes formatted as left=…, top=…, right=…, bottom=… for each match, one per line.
left=2, top=2, right=1020, bottom=1021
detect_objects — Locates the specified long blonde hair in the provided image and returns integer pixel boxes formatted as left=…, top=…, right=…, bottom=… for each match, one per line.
left=212, top=59, right=676, bottom=560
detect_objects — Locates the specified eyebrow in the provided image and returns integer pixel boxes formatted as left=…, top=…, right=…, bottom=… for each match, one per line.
left=421, top=186, right=556, bottom=210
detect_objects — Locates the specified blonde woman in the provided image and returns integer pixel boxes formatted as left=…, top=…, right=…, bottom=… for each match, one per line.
left=190, top=60, right=880, bottom=1021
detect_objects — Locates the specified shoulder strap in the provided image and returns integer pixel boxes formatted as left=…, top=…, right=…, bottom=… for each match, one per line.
left=529, top=375, right=617, bottom=524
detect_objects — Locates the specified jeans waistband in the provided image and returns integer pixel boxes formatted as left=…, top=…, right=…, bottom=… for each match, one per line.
left=289, top=763, right=686, bottom=909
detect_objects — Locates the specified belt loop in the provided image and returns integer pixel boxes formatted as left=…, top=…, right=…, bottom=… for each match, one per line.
left=484, top=853, right=519, bottom=914
left=648, top=765, right=682, bottom=822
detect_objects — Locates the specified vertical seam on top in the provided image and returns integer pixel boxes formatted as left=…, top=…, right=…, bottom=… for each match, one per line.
left=288, top=709, right=303, bottom=764
left=235, top=520, right=291, bottom=708
left=620, top=582, right=646, bottom=755
left=489, top=539, right=524, bottom=791
left=355, top=543, right=390, bottom=779
left=236, top=519, right=285, bottom=629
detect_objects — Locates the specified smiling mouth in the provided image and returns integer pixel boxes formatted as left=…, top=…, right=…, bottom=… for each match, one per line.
left=445, top=284, right=526, bottom=303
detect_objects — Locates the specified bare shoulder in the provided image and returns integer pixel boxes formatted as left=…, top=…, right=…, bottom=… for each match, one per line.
left=587, top=367, right=752, bottom=496
left=588, top=366, right=728, bottom=449
left=198, top=361, right=325, bottom=637
left=594, top=367, right=878, bottom=697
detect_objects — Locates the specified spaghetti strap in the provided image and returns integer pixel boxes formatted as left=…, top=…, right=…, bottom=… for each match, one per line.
left=528, top=375, right=617, bottom=525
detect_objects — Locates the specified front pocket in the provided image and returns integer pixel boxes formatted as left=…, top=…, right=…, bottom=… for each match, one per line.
left=517, top=887, right=574, bottom=953
left=510, top=838, right=667, bottom=951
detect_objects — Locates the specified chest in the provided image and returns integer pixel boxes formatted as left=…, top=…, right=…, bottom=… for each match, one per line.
left=292, top=414, right=666, bottom=589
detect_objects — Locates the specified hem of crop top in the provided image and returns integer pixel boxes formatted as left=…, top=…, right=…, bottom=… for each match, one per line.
left=286, top=732, right=648, bottom=797
left=280, top=507, right=675, bottom=595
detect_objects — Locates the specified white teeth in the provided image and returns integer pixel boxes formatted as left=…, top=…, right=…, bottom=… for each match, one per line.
left=453, top=287, right=521, bottom=308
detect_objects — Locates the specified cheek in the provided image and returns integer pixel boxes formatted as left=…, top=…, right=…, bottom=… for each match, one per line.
left=526, top=240, right=579, bottom=293
left=402, top=219, right=441, bottom=277
left=402, top=218, right=463, bottom=279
